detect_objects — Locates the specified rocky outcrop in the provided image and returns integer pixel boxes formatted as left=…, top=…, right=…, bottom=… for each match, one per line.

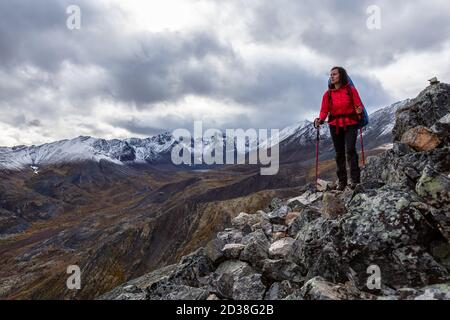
left=392, top=82, right=450, bottom=144
left=102, top=82, right=450, bottom=300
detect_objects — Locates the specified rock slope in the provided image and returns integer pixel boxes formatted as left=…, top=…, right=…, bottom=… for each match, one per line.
left=101, top=82, right=450, bottom=300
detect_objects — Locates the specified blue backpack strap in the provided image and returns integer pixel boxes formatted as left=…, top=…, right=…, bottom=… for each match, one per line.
left=347, top=75, right=369, bottom=128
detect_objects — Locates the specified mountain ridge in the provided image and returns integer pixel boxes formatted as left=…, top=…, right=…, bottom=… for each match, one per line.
left=0, top=99, right=409, bottom=172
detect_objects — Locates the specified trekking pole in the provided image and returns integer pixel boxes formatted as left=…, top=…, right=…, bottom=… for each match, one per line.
left=315, top=124, right=320, bottom=191
left=360, top=127, right=365, bottom=166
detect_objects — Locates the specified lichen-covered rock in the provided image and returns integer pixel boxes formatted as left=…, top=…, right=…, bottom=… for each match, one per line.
left=267, top=197, right=284, bottom=211
left=362, top=146, right=449, bottom=190
left=322, top=192, right=346, bottom=219
left=412, top=283, right=450, bottom=300
left=232, top=274, right=266, bottom=300
left=430, top=242, right=450, bottom=269
left=390, top=246, right=448, bottom=287
left=287, top=207, right=321, bottom=238
left=340, top=186, right=448, bottom=288
left=343, top=186, right=433, bottom=252
left=288, top=183, right=449, bottom=289
left=431, top=113, right=450, bottom=146
left=415, top=164, right=450, bottom=207
left=392, top=142, right=416, bottom=155
left=392, top=82, right=450, bottom=143
left=289, top=218, right=347, bottom=284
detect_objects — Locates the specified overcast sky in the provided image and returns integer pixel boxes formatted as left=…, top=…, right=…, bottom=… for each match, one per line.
left=0, top=0, right=449, bottom=147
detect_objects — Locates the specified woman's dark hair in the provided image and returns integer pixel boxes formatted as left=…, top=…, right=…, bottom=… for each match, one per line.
left=329, top=66, right=349, bottom=89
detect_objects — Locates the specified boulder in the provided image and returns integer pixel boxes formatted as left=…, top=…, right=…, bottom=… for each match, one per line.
left=272, top=224, right=287, bottom=233
left=205, top=238, right=225, bottom=264
left=267, top=205, right=290, bottom=224
left=287, top=208, right=321, bottom=238
left=316, top=179, right=333, bottom=192
left=272, top=232, right=287, bottom=240
left=208, top=260, right=256, bottom=299
left=285, top=211, right=300, bottom=226
left=287, top=190, right=323, bottom=206
left=239, top=230, right=270, bottom=269
left=299, top=277, right=375, bottom=300
left=264, top=280, right=301, bottom=300
left=322, top=192, right=346, bottom=219
left=392, top=142, right=416, bottom=156
left=392, top=82, right=450, bottom=143
left=415, top=164, right=450, bottom=207
left=232, top=274, right=266, bottom=300
left=222, top=243, right=246, bottom=259
left=412, top=283, right=450, bottom=300
left=262, top=259, right=304, bottom=283
left=361, top=146, right=449, bottom=190
left=267, top=197, right=284, bottom=211
left=430, top=242, right=450, bottom=270
left=401, top=126, right=441, bottom=151
left=254, top=219, right=273, bottom=238
left=269, top=238, right=295, bottom=259
left=217, top=229, right=244, bottom=244
left=431, top=113, right=450, bottom=146
left=232, top=212, right=263, bottom=230
left=167, top=247, right=214, bottom=288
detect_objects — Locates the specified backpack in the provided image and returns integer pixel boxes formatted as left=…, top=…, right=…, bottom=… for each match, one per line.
left=328, top=75, right=369, bottom=129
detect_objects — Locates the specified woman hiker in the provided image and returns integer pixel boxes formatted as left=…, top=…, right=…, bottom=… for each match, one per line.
left=314, top=66, right=364, bottom=191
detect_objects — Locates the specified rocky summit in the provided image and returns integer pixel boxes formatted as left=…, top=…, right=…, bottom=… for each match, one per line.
left=100, top=82, right=450, bottom=301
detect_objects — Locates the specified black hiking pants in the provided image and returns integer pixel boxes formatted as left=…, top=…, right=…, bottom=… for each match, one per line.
left=329, top=124, right=361, bottom=185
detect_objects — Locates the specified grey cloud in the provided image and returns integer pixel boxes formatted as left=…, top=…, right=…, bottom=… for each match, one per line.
left=229, top=0, right=450, bottom=68
left=0, top=0, right=443, bottom=146
left=27, top=119, right=42, bottom=127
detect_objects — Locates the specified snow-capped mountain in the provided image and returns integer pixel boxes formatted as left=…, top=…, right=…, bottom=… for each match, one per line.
left=0, top=99, right=410, bottom=171
left=250, top=99, right=410, bottom=152
left=0, top=133, right=176, bottom=171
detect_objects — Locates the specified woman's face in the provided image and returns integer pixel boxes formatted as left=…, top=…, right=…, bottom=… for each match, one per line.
left=330, top=69, right=340, bottom=85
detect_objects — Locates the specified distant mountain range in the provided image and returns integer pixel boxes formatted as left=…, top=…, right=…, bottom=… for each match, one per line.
left=0, top=99, right=410, bottom=172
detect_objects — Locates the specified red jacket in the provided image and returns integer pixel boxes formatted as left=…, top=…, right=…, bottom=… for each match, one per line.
left=318, top=83, right=364, bottom=134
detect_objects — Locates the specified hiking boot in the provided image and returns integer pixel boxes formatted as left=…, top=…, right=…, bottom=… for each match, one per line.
left=349, top=180, right=360, bottom=190
left=336, top=182, right=347, bottom=191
